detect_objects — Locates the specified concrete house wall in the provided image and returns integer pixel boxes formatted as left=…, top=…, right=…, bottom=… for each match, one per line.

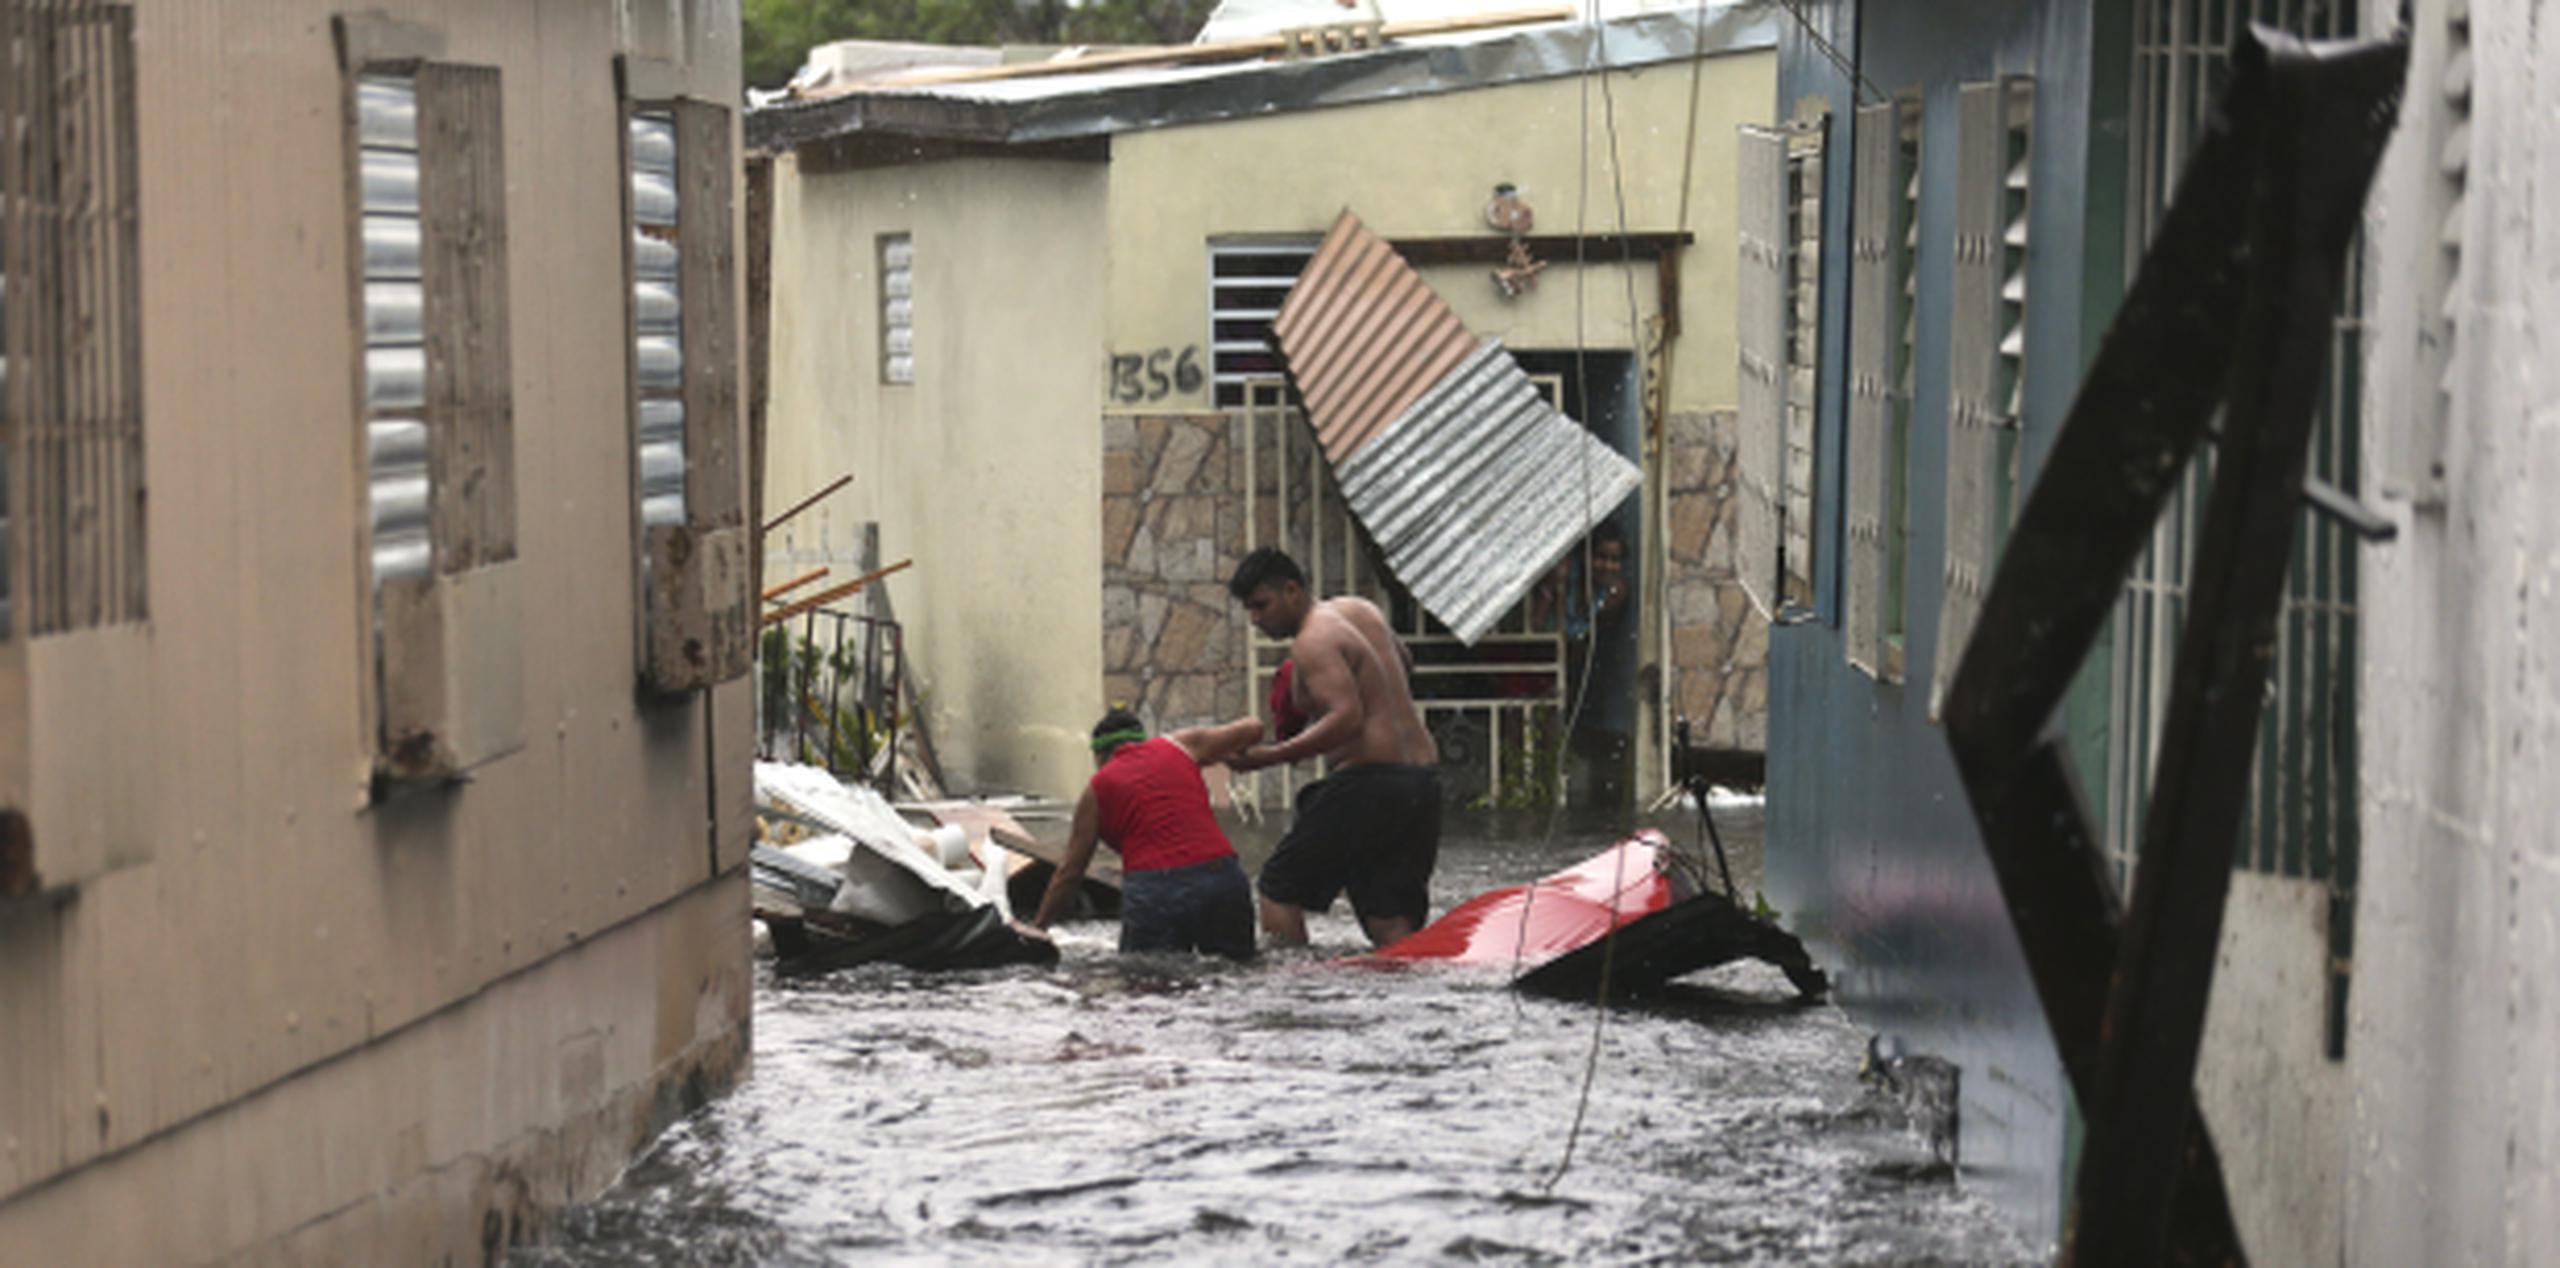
left=761, top=153, right=1110, bottom=798
left=2348, top=0, right=2560, bottom=1258
left=0, top=2, right=755, bottom=1262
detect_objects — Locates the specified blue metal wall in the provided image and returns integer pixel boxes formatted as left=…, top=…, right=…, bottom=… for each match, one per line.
left=1765, top=0, right=2121, bottom=1243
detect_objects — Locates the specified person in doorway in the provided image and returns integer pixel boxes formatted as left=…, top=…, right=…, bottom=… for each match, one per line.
left=1224, top=548, right=1443, bottom=948
left=1029, top=709, right=1262, bottom=960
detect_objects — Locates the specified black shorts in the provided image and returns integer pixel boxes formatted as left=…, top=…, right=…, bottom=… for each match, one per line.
left=1119, top=855, right=1256, bottom=960
left=1258, top=763, right=1442, bottom=925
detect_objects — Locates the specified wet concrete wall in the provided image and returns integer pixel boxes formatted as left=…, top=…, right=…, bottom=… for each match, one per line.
left=2348, top=0, right=2560, bottom=1258
left=0, top=1, right=754, bottom=1260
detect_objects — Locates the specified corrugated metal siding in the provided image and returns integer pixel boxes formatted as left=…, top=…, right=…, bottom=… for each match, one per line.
left=1932, top=81, right=2004, bottom=719
left=1270, top=210, right=1474, bottom=464
left=1842, top=100, right=1897, bottom=677
left=1736, top=124, right=1789, bottom=619
left=360, top=71, right=432, bottom=585
left=1271, top=210, right=1640, bottom=645
left=1335, top=340, right=1642, bottom=644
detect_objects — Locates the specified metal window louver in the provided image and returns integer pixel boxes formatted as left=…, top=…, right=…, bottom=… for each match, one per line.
left=1884, top=104, right=1920, bottom=678
left=1931, top=79, right=2021, bottom=721
left=1841, top=99, right=1904, bottom=678
left=1735, top=124, right=1791, bottom=621
left=1269, top=211, right=1641, bottom=646
left=1210, top=240, right=1317, bottom=408
left=631, top=109, right=686, bottom=530
left=361, top=72, right=432, bottom=586
left=879, top=233, right=912, bottom=385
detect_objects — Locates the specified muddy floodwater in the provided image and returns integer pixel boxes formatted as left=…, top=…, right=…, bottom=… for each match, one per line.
left=522, top=808, right=2037, bottom=1265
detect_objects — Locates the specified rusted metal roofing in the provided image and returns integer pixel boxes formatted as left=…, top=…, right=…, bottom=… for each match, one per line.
left=1271, top=211, right=1476, bottom=462
left=1272, top=210, right=1642, bottom=644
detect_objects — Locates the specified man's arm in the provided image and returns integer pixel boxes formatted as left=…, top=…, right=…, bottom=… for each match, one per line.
left=1167, top=715, right=1264, bottom=767
left=1028, top=787, right=1102, bottom=930
left=1231, top=631, right=1363, bottom=770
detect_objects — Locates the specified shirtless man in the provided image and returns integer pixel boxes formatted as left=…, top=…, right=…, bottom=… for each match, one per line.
left=1224, top=547, right=1442, bottom=947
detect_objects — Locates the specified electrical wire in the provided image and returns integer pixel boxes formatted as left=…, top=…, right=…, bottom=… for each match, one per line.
left=1527, top=0, right=1656, bottom=1194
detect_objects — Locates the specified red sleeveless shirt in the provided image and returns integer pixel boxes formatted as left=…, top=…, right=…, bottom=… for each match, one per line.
left=1090, top=737, right=1235, bottom=873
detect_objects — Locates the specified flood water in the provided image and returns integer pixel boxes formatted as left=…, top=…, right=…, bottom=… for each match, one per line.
left=522, top=807, right=2037, bottom=1265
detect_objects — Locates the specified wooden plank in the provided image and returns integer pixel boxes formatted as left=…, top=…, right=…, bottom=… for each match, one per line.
left=417, top=63, right=517, bottom=572
left=760, top=566, right=829, bottom=602
left=759, top=471, right=849, bottom=536
left=759, top=559, right=911, bottom=627
left=676, top=98, right=741, bottom=531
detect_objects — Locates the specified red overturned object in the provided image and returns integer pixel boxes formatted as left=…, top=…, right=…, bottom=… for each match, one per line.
left=1350, top=830, right=1831, bottom=1002
left=1355, top=832, right=1683, bottom=969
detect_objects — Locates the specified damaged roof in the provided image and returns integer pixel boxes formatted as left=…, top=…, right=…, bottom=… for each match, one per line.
left=746, top=3, right=1780, bottom=152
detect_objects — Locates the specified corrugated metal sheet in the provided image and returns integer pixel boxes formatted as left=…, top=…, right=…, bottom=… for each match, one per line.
left=1270, top=210, right=1474, bottom=462
left=748, top=7, right=1781, bottom=150
left=1272, top=210, right=1641, bottom=645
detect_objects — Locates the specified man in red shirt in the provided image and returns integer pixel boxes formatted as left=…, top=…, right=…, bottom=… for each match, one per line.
left=1028, top=709, right=1264, bottom=959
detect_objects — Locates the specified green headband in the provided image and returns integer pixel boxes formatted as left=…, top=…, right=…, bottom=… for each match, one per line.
left=1090, top=728, right=1148, bottom=753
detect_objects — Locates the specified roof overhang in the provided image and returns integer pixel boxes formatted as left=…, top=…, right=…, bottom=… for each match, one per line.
left=746, top=4, right=1780, bottom=155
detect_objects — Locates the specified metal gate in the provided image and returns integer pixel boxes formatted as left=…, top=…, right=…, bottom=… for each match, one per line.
left=2110, top=0, right=2361, bottom=1055
left=1233, top=379, right=1566, bottom=813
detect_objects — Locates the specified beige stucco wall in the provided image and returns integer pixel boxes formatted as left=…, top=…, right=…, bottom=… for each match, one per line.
left=761, top=153, right=1109, bottom=798
left=1, top=1, right=754, bottom=1259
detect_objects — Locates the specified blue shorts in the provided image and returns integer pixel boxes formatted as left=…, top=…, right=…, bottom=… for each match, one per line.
left=1119, top=855, right=1256, bottom=960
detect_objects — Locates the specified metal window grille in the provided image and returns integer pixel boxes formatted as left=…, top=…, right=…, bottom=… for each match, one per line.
left=2113, top=0, right=2362, bottom=1058
left=0, top=0, right=144, bottom=640
left=631, top=108, right=685, bottom=528
left=878, top=232, right=912, bottom=386
left=1209, top=239, right=1318, bottom=409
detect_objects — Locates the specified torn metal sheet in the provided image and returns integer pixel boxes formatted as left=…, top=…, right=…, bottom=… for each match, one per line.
left=1273, top=211, right=1641, bottom=645
left=748, top=7, right=1779, bottom=151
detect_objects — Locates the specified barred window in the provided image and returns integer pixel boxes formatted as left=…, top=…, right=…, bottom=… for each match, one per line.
left=0, top=0, right=145, bottom=643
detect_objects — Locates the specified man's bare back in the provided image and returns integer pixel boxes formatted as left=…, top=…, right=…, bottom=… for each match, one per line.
left=1292, top=597, right=1436, bottom=769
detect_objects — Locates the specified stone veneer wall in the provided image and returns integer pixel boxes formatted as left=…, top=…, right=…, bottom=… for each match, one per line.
left=1101, top=414, right=1249, bottom=731
left=1665, top=409, right=1768, bottom=751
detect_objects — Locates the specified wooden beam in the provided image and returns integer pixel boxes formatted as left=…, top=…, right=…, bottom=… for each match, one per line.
left=760, top=559, right=912, bottom=627
left=761, top=567, right=830, bottom=602
left=760, top=472, right=851, bottom=537
left=1387, top=231, right=1694, bottom=267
